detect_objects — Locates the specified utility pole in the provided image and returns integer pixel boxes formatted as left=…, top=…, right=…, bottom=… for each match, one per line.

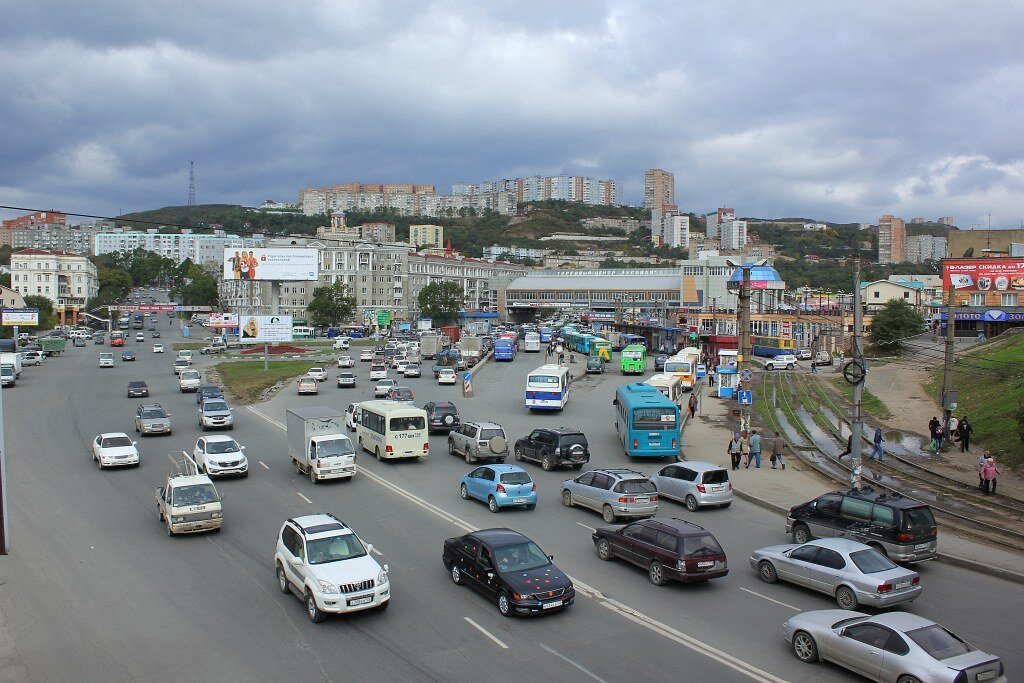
left=940, top=280, right=957, bottom=449
left=737, top=266, right=753, bottom=437
left=850, top=256, right=865, bottom=490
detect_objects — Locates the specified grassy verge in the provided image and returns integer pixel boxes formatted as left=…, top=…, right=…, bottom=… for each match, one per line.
left=216, top=360, right=313, bottom=404
left=172, top=342, right=207, bottom=351
left=831, top=377, right=893, bottom=421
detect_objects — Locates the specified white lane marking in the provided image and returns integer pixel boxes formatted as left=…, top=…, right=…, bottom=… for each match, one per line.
left=370, top=547, right=383, bottom=556
left=739, top=586, right=800, bottom=611
left=539, top=643, right=609, bottom=683
left=463, top=617, right=509, bottom=650
left=576, top=522, right=596, bottom=532
left=296, top=492, right=313, bottom=504
left=248, top=406, right=783, bottom=683
left=259, top=461, right=270, bottom=470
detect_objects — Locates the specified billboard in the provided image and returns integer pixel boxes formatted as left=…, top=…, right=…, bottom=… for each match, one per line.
left=943, top=258, right=1024, bottom=292
left=2, top=309, right=39, bottom=326
left=239, top=315, right=294, bottom=343
left=208, top=313, right=239, bottom=328
left=222, top=248, right=318, bottom=281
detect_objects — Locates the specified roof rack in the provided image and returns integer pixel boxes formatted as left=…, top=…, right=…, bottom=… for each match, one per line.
left=288, top=512, right=348, bottom=536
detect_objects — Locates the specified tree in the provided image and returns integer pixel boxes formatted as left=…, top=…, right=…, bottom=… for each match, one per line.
left=23, top=295, right=55, bottom=330
left=417, top=281, right=464, bottom=326
left=867, top=299, right=925, bottom=349
left=171, top=264, right=219, bottom=307
left=307, top=281, right=356, bottom=327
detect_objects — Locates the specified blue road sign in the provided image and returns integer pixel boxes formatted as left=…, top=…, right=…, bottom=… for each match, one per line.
left=696, top=363, right=707, bottom=378
left=738, top=390, right=753, bottom=405
left=463, top=372, right=472, bottom=382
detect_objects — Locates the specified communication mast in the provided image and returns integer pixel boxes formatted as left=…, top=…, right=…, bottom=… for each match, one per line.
left=188, top=161, right=196, bottom=207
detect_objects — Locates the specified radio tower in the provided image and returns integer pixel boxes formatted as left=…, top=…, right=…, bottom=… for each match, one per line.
left=187, top=161, right=196, bottom=206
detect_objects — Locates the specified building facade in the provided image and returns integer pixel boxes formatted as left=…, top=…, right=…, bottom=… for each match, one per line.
left=409, top=224, right=444, bottom=249
left=7, top=223, right=106, bottom=254
left=359, top=223, right=397, bottom=243
left=2, top=211, right=67, bottom=231
left=483, top=245, right=550, bottom=260
left=904, top=234, right=947, bottom=263
left=705, top=208, right=734, bottom=239
left=454, top=175, right=621, bottom=207
left=0, top=284, right=26, bottom=310
left=10, top=248, right=99, bottom=323
left=406, top=254, right=525, bottom=317
left=644, top=169, right=675, bottom=209
left=947, top=229, right=1024, bottom=259
left=719, top=218, right=748, bottom=250
left=860, top=280, right=925, bottom=312
left=299, top=182, right=517, bottom=217
left=94, top=230, right=260, bottom=265
left=878, top=214, right=906, bottom=264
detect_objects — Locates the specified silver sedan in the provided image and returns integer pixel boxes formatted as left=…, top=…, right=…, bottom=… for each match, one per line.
left=784, top=609, right=1006, bottom=683
left=751, top=537, right=921, bottom=609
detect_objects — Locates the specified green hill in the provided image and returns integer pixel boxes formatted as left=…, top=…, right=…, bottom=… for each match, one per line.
left=115, top=205, right=324, bottom=234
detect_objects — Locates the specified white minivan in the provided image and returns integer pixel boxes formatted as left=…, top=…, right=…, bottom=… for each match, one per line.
left=356, top=400, right=429, bottom=461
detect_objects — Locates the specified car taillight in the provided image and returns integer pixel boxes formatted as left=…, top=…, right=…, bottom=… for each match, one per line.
left=728, top=482, right=733, bottom=490
left=877, top=583, right=892, bottom=594
left=531, top=483, right=536, bottom=491
left=496, top=484, right=507, bottom=494
left=423, top=443, right=429, bottom=451
left=618, top=496, right=633, bottom=503
left=672, top=438, right=677, bottom=448
left=696, top=484, right=706, bottom=493
left=896, top=533, right=914, bottom=542
left=385, top=445, right=394, bottom=453
left=649, top=494, right=658, bottom=502
left=912, top=576, right=920, bottom=585
left=633, top=439, right=638, bottom=448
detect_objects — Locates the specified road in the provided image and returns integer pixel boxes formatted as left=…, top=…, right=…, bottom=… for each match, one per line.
left=0, top=329, right=1020, bottom=682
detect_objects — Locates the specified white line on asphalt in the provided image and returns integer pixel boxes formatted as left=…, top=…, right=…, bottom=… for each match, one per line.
left=463, top=617, right=509, bottom=649
left=247, top=405, right=784, bottom=683
left=370, top=547, right=383, bottom=556
left=259, top=461, right=270, bottom=470
left=738, top=587, right=800, bottom=611
left=539, top=643, right=608, bottom=683
left=296, top=492, right=313, bottom=504
left=575, top=522, right=596, bottom=532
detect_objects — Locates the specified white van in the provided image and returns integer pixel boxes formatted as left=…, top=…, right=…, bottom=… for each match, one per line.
left=356, top=400, right=429, bottom=461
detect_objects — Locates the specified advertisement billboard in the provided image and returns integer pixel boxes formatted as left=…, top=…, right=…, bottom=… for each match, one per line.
left=943, top=258, right=1024, bottom=292
left=222, top=248, right=319, bottom=282
left=208, top=313, right=239, bottom=328
left=1, top=309, right=39, bottom=326
left=239, top=315, right=294, bottom=343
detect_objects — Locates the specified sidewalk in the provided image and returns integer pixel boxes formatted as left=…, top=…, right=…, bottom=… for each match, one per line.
left=681, top=382, right=1024, bottom=585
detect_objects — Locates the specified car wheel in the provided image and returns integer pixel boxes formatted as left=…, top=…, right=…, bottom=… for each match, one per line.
left=375, top=447, right=382, bottom=462
left=525, top=503, right=535, bottom=510
left=166, top=521, right=175, bottom=537
left=571, top=463, right=583, bottom=470
left=541, top=454, right=555, bottom=471
left=310, top=468, right=318, bottom=485
left=758, top=561, right=778, bottom=584
left=460, top=483, right=469, bottom=500
left=896, top=677, right=922, bottom=683
left=561, top=490, right=573, bottom=507
left=685, top=495, right=699, bottom=512
left=497, top=591, right=513, bottom=617
left=597, top=538, right=613, bottom=561
left=602, top=505, right=616, bottom=524
left=276, top=565, right=291, bottom=593
left=306, top=591, right=326, bottom=623
left=721, top=502, right=732, bottom=508
left=514, top=446, right=524, bottom=462
left=448, top=440, right=455, bottom=456
left=792, top=523, right=812, bottom=544
left=792, top=631, right=818, bottom=663
left=450, top=563, right=463, bottom=585
left=488, top=496, right=499, bottom=513
left=465, top=451, right=474, bottom=464
left=787, top=364, right=794, bottom=370
left=835, top=585, right=858, bottom=610
left=648, top=561, right=668, bottom=586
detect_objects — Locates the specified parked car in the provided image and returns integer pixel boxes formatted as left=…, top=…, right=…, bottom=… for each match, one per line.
left=337, top=355, right=355, bottom=368
left=193, top=435, right=247, bottom=477
left=561, top=468, right=658, bottom=523
left=369, top=364, right=388, bottom=381
left=751, top=538, right=921, bottom=610
left=423, top=401, right=460, bottom=433
left=307, top=367, right=328, bottom=382
left=585, top=356, right=604, bottom=374
left=373, top=379, right=397, bottom=397
left=403, top=363, right=421, bottom=378
left=92, top=432, right=140, bottom=468
left=783, top=610, right=1006, bottom=682
left=448, top=422, right=508, bottom=464
left=787, top=489, right=937, bottom=563
left=127, top=380, right=150, bottom=398
left=121, top=351, right=136, bottom=362
left=514, top=427, right=590, bottom=471
left=385, top=386, right=414, bottom=404
left=336, top=371, right=357, bottom=388
left=359, top=349, right=374, bottom=362
left=196, top=384, right=224, bottom=404
left=796, top=348, right=813, bottom=361
left=152, top=343, right=164, bottom=353
left=198, top=398, right=234, bottom=431
left=765, top=354, right=798, bottom=371
left=649, top=462, right=732, bottom=511
left=654, top=354, right=669, bottom=371
left=592, top=517, right=728, bottom=585
left=442, top=528, right=573, bottom=617
left=297, top=377, right=319, bottom=395
left=460, top=465, right=537, bottom=512
left=813, top=350, right=833, bottom=367
left=275, top=513, right=390, bottom=622
left=437, top=368, right=457, bottom=385
left=135, top=403, right=172, bottom=436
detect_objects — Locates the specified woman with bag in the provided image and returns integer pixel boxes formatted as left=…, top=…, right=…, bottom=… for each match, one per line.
left=981, top=454, right=1001, bottom=495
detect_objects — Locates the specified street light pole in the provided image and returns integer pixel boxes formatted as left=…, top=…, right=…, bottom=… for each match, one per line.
left=850, top=256, right=865, bottom=490
left=727, top=259, right=766, bottom=437
left=940, top=280, right=957, bottom=449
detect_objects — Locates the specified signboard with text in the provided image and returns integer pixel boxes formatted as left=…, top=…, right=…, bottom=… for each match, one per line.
left=208, top=313, right=239, bottom=328
left=943, top=258, right=1024, bottom=292
left=223, top=248, right=319, bottom=282
left=2, top=308, right=39, bottom=326
left=239, top=315, right=294, bottom=343
left=780, top=320, right=792, bottom=339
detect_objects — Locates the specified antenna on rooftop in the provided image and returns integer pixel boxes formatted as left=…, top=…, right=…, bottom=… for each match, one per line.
left=188, top=161, right=196, bottom=207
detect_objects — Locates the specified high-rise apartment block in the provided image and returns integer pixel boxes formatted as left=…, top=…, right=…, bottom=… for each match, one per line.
left=94, top=229, right=261, bottom=265
left=650, top=205, right=689, bottom=248
left=719, top=218, right=748, bottom=250
left=359, top=223, right=397, bottom=243
left=878, top=215, right=907, bottom=264
left=938, top=216, right=956, bottom=227
left=409, top=224, right=444, bottom=249
left=705, top=208, right=735, bottom=239
left=454, top=175, right=621, bottom=207
left=2, top=211, right=67, bottom=231
left=644, top=169, right=675, bottom=209
left=904, top=234, right=947, bottom=263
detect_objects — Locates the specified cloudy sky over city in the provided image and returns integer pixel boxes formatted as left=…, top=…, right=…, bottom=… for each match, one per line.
left=2, top=0, right=1022, bottom=227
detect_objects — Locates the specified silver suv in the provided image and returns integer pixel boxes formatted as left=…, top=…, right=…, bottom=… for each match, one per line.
left=447, top=422, right=509, bottom=464
left=274, top=513, right=390, bottom=622
left=561, top=468, right=659, bottom=523
left=764, top=354, right=797, bottom=371
left=135, top=403, right=172, bottom=436
left=649, top=461, right=732, bottom=511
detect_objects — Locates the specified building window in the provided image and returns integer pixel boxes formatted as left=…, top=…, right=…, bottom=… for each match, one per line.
left=1002, top=293, right=1019, bottom=307
left=903, top=292, right=910, bottom=299
left=872, top=291, right=880, bottom=299
left=969, top=293, right=985, bottom=306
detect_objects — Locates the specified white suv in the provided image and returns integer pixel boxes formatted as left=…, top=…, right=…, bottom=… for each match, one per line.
left=764, top=354, right=797, bottom=371
left=274, top=514, right=390, bottom=622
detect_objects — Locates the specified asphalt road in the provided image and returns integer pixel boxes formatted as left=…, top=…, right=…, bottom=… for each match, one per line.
left=0, top=330, right=1020, bottom=682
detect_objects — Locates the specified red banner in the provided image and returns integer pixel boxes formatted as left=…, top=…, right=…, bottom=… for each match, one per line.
left=943, top=258, right=1024, bottom=292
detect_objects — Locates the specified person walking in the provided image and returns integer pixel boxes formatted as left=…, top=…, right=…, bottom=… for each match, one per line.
left=687, top=393, right=698, bottom=419
left=981, top=454, right=1001, bottom=495
left=928, top=416, right=940, bottom=443
left=978, top=451, right=989, bottom=490
left=958, top=417, right=973, bottom=452
left=747, top=430, right=762, bottom=469
left=869, top=427, right=885, bottom=461
left=770, top=431, right=786, bottom=470
left=934, top=423, right=945, bottom=452
left=837, top=434, right=853, bottom=460
left=811, top=357, right=818, bottom=374
left=727, top=433, right=745, bottom=471
left=708, top=367, right=716, bottom=387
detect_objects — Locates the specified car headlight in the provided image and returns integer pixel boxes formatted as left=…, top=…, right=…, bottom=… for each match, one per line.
left=173, top=516, right=185, bottom=523
left=210, top=512, right=221, bottom=518
left=377, top=568, right=389, bottom=585
left=318, top=579, right=337, bottom=594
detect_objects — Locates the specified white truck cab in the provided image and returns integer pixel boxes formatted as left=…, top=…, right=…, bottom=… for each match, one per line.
left=287, top=407, right=357, bottom=484
left=155, top=454, right=223, bottom=536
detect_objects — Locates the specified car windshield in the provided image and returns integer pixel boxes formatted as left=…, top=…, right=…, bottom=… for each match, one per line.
left=559, top=434, right=587, bottom=448
left=393, top=389, right=413, bottom=399
left=633, top=407, right=677, bottom=430
left=206, top=440, right=240, bottom=454
left=499, top=471, right=532, bottom=485
left=175, top=360, right=188, bottom=366
left=616, top=479, right=657, bottom=494
left=494, top=541, right=550, bottom=572
left=849, top=548, right=899, bottom=574
left=440, top=369, right=454, bottom=375
left=141, top=409, right=166, bottom=419
left=588, top=358, right=601, bottom=366
left=101, top=436, right=133, bottom=448
left=339, top=372, right=354, bottom=378
left=389, top=416, right=425, bottom=431
left=129, top=382, right=146, bottom=388
left=479, top=428, right=504, bottom=441
left=299, top=378, right=316, bottom=385
left=306, top=533, right=367, bottom=564
left=100, top=354, right=113, bottom=359
left=406, top=364, right=419, bottom=370
left=203, top=401, right=229, bottom=412
left=682, top=534, right=724, bottom=556
left=316, top=438, right=355, bottom=458
left=905, top=624, right=973, bottom=660
left=181, top=371, right=200, bottom=380
left=171, top=484, right=220, bottom=506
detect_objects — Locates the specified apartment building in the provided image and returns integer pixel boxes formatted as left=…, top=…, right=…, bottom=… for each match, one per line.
left=644, top=169, right=675, bottom=209
left=454, top=175, right=621, bottom=207
left=650, top=206, right=689, bottom=248
left=878, top=215, right=907, bottom=264
left=579, top=217, right=648, bottom=233
left=483, top=245, right=550, bottom=260
left=904, top=234, right=947, bottom=263
left=2, top=211, right=67, bottom=231
left=10, top=248, right=98, bottom=322
left=359, top=223, right=397, bottom=243
left=409, top=224, right=444, bottom=249
left=94, top=229, right=261, bottom=265
left=705, top=208, right=735, bottom=239
left=0, top=285, right=26, bottom=310
left=6, top=223, right=107, bottom=254
left=719, top=217, right=748, bottom=250
left=299, top=182, right=517, bottom=218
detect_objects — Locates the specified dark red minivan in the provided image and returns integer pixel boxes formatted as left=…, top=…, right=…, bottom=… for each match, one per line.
left=592, top=517, right=728, bottom=585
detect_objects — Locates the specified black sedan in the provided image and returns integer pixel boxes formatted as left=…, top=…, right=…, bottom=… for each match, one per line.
left=121, top=351, right=136, bottom=361
left=443, top=528, right=574, bottom=617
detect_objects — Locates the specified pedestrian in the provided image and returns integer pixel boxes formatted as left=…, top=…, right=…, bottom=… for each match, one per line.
left=958, top=416, right=973, bottom=452
left=935, top=423, right=945, bottom=451
left=981, top=454, right=1001, bottom=494
left=747, top=430, right=762, bottom=468
left=770, top=431, right=786, bottom=469
left=811, top=358, right=818, bottom=374
left=558, top=352, right=565, bottom=365
left=928, top=416, right=940, bottom=442
left=978, top=451, right=988, bottom=490
left=727, top=433, right=744, bottom=471
left=709, top=367, right=716, bottom=387
left=837, top=434, right=853, bottom=459
left=687, top=393, right=697, bottom=418
left=869, top=427, right=885, bottom=461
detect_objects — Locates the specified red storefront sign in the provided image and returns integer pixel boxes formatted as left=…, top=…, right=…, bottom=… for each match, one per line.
left=943, top=258, right=1024, bottom=292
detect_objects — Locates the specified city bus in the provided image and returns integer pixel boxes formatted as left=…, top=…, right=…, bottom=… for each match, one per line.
left=644, top=374, right=685, bottom=407
left=590, top=338, right=612, bottom=362
left=291, top=325, right=315, bottom=339
left=663, top=347, right=701, bottom=390
left=523, top=331, right=541, bottom=352
left=620, top=343, right=647, bottom=374
left=117, top=317, right=130, bottom=331
left=752, top=335, right=796, bottom=357
left=525, top=364, right=570, bottom=411
left=539, top=327, right=553, bottom=344
left=356, top=400, right=429, bottom=461
left=613, top=383, right=681, bottom=458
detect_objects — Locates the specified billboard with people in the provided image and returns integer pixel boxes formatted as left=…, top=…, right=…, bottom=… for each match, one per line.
left=222, top=248, right=319, bottom=281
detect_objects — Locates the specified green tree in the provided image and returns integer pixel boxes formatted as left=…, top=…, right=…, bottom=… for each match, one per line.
left=307, top=281, right=356, bottom=327
left=417, top=281, right=464, bottom=326
left=171, top=264, right=219, bottom=307
left=23, top=295, right=55, bottom=330
left=867, top=299, right=925, bottom=349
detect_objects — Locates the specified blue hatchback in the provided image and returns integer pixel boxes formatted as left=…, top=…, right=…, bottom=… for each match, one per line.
left=461, top=465, right=537, bottom=512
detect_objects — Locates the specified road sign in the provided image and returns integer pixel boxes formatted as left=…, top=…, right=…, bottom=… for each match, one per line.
left=738, top=390, right=753, bottom=405
left=462, top=371, right=473, bottom=398
left=696, top=363, right=707, bottom=378
left=740, top=368, right=754, bottom=382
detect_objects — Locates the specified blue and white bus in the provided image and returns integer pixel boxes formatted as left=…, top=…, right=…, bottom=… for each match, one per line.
left=613, top=383, right=680, bottom=458
left=525, top=364, right=570, bottom=411
left=539, top=327, right=553, bottom=344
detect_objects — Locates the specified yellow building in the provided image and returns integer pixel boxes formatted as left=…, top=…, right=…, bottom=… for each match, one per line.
left=410, top=224, right=444, bottom=249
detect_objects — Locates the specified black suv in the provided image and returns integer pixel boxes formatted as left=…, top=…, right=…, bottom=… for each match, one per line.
left=196, top=384, right=223, bottom=405
left=592, top=518, right=728, bottom=586
left=423, top=401, right=461, bottom=433
left=514, top=428, right=590, bottom=471
left=787, top=488, right=937, bottom=563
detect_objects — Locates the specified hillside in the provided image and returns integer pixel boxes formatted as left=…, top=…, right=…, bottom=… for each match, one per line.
left=115, top=205, right=324, bottom=234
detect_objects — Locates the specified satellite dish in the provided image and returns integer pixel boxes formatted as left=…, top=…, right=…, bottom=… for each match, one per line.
left=963, top=247, right=974, bottom=257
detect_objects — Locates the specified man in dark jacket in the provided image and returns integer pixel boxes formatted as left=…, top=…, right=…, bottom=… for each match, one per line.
left=928, top=416, right=940, bottom=442
left=958, top=416, right=973, bottom=452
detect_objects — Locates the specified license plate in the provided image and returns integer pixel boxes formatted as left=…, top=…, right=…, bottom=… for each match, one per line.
left=914, top=543, right=930, bottom=550
left=697, top=561, right=714, bottom=568
left=348, top=596, right=373, bottom=606
left=710, top=485, right=724, bottom=492
left=541, top=600, right=562, bottom=609
left=634, top=497, right=649, bottom=504
left=513, top=498, right=526, bottom=504
left=977, top=671, right=996, bottom=681
left=894, top=579, right=911, bottom=589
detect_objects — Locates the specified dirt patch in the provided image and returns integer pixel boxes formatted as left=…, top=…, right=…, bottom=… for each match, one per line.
left=239, top=345, right=312, bottom=355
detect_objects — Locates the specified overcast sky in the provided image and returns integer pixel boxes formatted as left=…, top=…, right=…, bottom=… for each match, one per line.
left=2, top=1, right=1022, bottom=228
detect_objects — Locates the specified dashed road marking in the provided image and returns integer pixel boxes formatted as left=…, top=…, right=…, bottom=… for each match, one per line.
left=296, top=492, right=313, bottom=504
left=464, top=617, right=509, bottom=649
left=739, top=586, right=801, bottom=611
left=259, top=461, right=270, bottom=470
left=576, top=522, right=596, bottom=532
